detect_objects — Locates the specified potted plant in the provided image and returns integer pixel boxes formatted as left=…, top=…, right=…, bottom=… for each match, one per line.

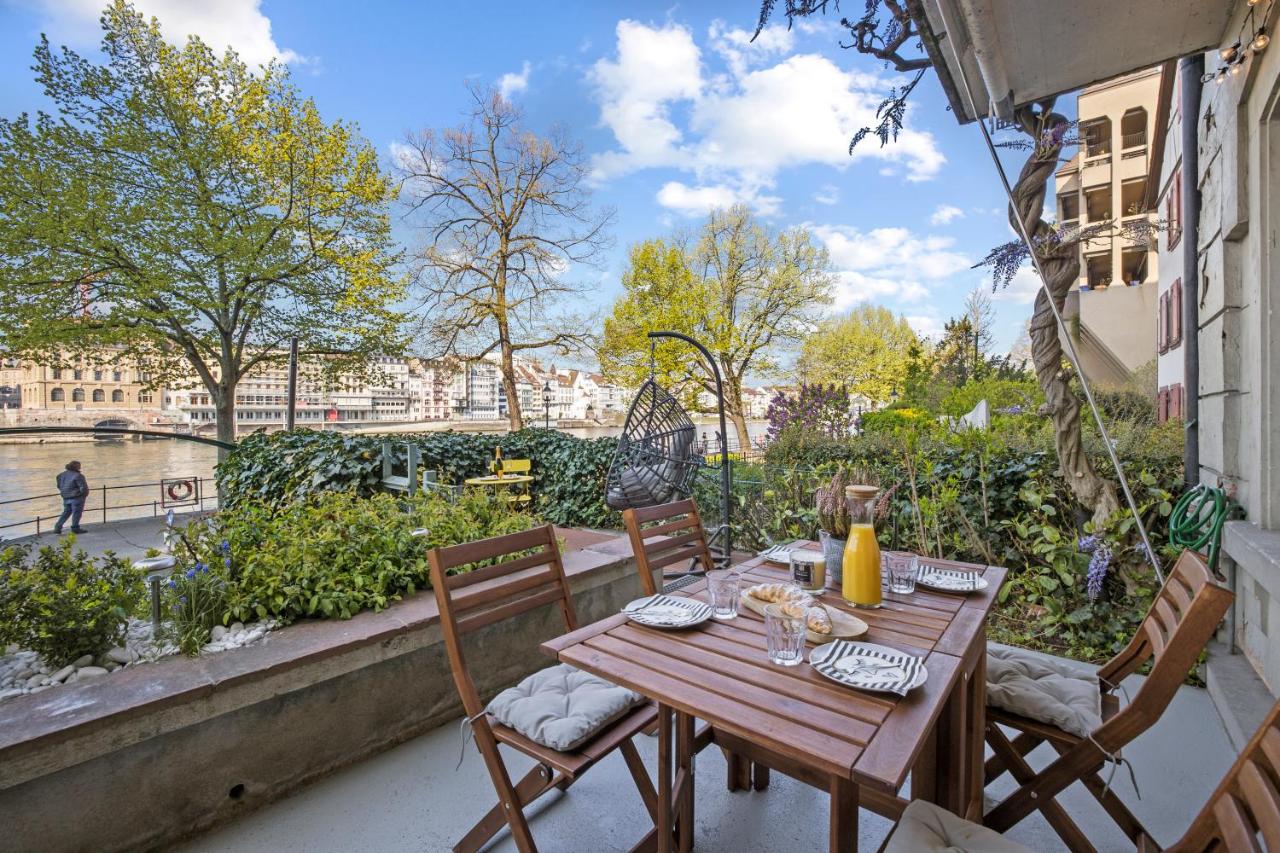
left=815, top=468, right=855, bottom=586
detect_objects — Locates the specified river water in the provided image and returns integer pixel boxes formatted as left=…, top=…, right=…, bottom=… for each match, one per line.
left=0, top=421, right=769, bottom=535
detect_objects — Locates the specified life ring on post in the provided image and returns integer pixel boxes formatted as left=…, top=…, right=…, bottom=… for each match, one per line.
left=165, top=479, right=195, bottom=502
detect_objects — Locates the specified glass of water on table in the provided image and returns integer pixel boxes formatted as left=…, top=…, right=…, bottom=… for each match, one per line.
left=764, top=603, right=807, bottom=666
left=706, top=570, right=740, bottom=620
left=885, top=552, right=919, bottom=594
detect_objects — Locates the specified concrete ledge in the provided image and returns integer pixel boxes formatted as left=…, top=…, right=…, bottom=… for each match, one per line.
left=1206, top=641, right=1276, bottom=751
left=0, top=529, right=648, bottom=853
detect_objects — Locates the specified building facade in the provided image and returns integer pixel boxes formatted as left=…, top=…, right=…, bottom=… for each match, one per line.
left=1054, top=68, right=1163, bottom=386
left=1155, top=69, right=1188, bottom=423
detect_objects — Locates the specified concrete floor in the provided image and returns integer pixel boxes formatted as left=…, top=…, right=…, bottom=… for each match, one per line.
left=177, top=658, right=1235, bottom=853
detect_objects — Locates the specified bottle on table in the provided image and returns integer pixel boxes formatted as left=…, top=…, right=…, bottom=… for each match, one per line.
left=492, top=446, right=503, bottom=478
left=841, top=484, right=882, bottom=608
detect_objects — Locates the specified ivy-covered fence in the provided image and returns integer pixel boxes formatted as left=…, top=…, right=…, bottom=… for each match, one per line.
left=216, top=428, right=624, bottom=529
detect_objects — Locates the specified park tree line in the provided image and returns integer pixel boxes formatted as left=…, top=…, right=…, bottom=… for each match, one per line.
left=0, top=0, right=1035, bottom=455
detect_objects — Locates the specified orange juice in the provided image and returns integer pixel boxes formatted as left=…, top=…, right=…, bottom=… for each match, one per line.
left=842, top=523, right=882, bottom=607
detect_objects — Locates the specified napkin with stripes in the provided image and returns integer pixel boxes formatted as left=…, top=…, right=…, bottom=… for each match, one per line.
left=812, top=641, right=924, bottom=696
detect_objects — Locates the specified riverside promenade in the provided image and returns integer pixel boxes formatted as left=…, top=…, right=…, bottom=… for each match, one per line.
left=4, top=515, right=192, bottom=561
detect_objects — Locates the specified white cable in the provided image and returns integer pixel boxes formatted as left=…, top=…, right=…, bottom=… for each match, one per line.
left=933, top=8, right=1164, bottom=584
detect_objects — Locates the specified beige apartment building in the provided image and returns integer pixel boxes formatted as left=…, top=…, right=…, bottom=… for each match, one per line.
left=1054, top=67, right=1163, bottom=386
left=2, top=351, right=155, bottom=412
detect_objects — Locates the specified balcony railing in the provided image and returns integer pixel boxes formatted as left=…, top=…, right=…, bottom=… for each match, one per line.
left=1084, top=139, right=1112, bottom=158
left=1122, top=130, right=1148, bottom=149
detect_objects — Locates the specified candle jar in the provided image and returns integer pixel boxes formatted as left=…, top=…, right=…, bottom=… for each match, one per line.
left=789, top=548, right=826, bottom=594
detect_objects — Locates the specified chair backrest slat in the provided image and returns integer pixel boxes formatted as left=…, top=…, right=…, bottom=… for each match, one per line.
left=428, top=524, right=577, bottom=718
left=1095, top=549, right=1232, bottom=751
left=456, top=585, right=567, bottom=636
left=622, top=499, right=716, bottom=597
left=1168, top=689, right=1280, bottom=850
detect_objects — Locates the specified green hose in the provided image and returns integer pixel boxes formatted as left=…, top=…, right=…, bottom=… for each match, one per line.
left=1168, top=483, right=1229, bottom=573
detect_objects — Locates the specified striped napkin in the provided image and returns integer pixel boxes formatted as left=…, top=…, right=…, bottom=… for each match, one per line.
left=918, top=567, right=983, bottom=592
left=811, top=641, right=924, bottom=696
left=622, top=594, right=710, bottom=627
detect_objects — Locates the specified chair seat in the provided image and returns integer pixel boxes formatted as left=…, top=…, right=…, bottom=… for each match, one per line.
left=884, top=800, right=1033, bottom=853
left=487, top=663, right=646, bottom=752
left=986, top=643, right=1102, bottom=738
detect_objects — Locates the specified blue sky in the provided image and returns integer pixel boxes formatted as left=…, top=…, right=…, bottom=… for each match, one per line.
left=0, top=0, right=1051, bottom=359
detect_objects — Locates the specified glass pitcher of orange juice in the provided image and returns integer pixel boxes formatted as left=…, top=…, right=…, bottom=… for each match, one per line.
left=842, top=484, right=882, bottom=608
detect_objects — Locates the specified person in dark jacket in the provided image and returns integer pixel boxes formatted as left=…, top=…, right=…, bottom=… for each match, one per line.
left=54, top=460, right=88, bottom=535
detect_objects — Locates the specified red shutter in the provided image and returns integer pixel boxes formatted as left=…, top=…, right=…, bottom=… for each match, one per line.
left=1157, top=387, right=1168, bottom=423
left=1171, top=281, right=1183, bottom=347
left=1171, top=384, right=1184, bottom=420
left=1162, top=289, right=1172, bottom=350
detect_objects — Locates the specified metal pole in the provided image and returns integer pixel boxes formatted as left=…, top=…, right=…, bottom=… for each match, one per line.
left=286, top=337, right=299, bottom=431
left=647, top=331, right=732, bottom=568
left=1180, top=55, right=1203, bottom=486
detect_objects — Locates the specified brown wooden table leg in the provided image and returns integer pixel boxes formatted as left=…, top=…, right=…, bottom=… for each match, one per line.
left=829, top=776, right=859, bottom=852
left=964, top=645, right=986, bottom=821
left=657, top=704, right=673, bottom=853
left=676, top=711, right=696, bottom=853
left=932, top=629, right=984, bottom=816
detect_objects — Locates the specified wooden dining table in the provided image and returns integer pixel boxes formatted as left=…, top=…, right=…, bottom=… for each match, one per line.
left=540, top=545, right=1007, bottom=852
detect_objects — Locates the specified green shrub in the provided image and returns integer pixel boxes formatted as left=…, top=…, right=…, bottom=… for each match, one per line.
left=217, top=428, right=621, bottom=529
left=859, top=407, right=934, bottom=435
left=0, top=538, right=143, bottom=666
left=169, top=488, right=537, bottom=627
left=939, top=376, right=1043, bottom=417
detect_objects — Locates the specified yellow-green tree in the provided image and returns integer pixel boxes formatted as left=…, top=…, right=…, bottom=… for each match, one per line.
left=600, top=205, right=834, bottom=447
left=797, top=305, right=920, bottom=403
left=0, top=2, right=404, bottom=449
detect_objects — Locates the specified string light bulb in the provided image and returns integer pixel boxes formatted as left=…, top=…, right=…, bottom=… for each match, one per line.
left=1217, top=68, right=1227, bottom=84
left=1255, top=28, right=1271, bottom=50
left=1231, top=59, right=1245, bottom=76
left=1250, top=0, right=1262, bottom=6
left=1222, top=42, right=1241, bottom=61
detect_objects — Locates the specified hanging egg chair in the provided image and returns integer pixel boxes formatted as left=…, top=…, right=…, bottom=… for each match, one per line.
left=605, top=377, right=699, bottom=510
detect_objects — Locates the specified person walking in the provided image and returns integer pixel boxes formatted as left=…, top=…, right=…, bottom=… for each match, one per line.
left=53, top=460, right=89, bottom=535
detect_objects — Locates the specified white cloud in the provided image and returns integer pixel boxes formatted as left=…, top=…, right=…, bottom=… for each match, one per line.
left=813, top=184, right=839, bottom=205
left=991, top=267, right=1042, bottom=305
left=930, top=204, right=965, bottom=226
left=498, top=61, right=532, bottom=99
left=905, top=315, right=946, bottom=339
left=656, top=181, right=781, bottom=217
left=810, top=224, right=971, bottom=309
left=27, top=0, right=306, bottom=68
left=588, top=20, right=946, bottom=215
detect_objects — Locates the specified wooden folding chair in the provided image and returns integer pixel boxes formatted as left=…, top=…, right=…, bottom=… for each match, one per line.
left=983, top=549, right=1233, bottom=851
left=883, top=695, right=1280, bottom=852
left=1167, top=695, right=1280, bottom=852
left=622, top=499, right=718, bottom=597
left=428, top=524, right=660, bottom=853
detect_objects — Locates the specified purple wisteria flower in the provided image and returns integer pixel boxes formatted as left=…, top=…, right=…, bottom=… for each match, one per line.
left=1078, top=535, right=1110, bottom=600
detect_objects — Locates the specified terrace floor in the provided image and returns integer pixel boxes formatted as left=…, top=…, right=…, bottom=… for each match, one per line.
left=177, top=648, right=1234, bottom=852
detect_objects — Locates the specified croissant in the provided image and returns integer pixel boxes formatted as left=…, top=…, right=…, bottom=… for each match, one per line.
left=776, top=601, right=833, bottom=635
left=747, top=582, right=811, bottom=605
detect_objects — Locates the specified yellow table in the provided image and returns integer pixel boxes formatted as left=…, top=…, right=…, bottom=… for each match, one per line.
left=463, top=474, right=534, bottom=488
left=464, top=474, right=534, bottom=505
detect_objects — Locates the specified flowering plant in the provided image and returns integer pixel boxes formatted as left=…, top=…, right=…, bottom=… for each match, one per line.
left=163, top=547, right=229, bottom=656
left=766, top=384, right=854, bottom=441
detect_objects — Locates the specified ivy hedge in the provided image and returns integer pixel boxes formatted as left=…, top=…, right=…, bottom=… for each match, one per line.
left=217, top=428, right=623, bottom=529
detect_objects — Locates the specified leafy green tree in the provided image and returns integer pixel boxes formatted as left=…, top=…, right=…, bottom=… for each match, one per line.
left=599, top=205, right=834, bottom=447
left=797, top=305, right=919, bottom=403
left=0, top=2, right=405, bottom=449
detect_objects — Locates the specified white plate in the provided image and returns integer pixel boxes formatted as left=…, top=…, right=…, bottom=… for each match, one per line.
left=757, top=544, right=793, bottom=565
left=809, top=641, right=928, bottom=695
left=622, top=595, right=713, bottom=630
left=916, top=567, right=989, bottom=594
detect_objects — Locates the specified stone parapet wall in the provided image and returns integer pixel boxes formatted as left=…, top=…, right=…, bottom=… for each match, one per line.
left=0, top=530, right=650, bottom=853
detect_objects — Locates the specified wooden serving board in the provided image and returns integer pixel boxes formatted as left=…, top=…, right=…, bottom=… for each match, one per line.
left=739, top=589, right=869, bottom=644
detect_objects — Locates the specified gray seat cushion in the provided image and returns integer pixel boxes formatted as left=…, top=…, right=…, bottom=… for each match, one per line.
left=486, top=663, right=645, bottom=752
left=986, top=643, right=1102, bottom=738
left=884, top=800, right=1033, bottom=853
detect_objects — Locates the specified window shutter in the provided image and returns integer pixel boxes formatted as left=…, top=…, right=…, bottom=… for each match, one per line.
left=1171, top=281, right=1183, bottom=347
left=1172, top=384, right=1183, bottom=420
left=1158, top=292, right=1167, bottom=353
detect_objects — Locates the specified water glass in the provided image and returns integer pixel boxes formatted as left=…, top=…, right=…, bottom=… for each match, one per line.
left=764, top=603, right=807, bottom=666
left=886, top=552, right=919, bottom=594
left=706, top=570, right=740, bottom=621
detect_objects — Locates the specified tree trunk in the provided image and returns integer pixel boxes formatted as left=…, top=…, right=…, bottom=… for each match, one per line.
left=728, top=410, right=751, bottom=454
left=499, top=340, right=523, bottom=431
left=1012, top=105, right=1120, bottom=525
left=213, top=381, right=236, bottom=462
left=721, top=369, right=752, bottom=450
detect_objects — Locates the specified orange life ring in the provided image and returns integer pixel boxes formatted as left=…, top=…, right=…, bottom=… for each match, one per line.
left=166, top=480, right=194, bottom=502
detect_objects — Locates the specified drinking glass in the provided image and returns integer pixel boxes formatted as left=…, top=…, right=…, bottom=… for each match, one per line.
left=886, top=552, right=919, bottom=594
left=764, top=603, right=807, bottom=666
left=706, top=570, right=740, bottom=621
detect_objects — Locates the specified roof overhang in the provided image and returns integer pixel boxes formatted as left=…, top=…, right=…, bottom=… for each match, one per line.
left=910, top=0, right=1234, bottom=123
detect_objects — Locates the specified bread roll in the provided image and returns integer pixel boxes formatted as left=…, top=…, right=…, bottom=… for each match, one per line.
left=746, top=582, right=811, bottom=605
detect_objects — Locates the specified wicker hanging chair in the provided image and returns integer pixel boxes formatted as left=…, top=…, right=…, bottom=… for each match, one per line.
left=605, top=378, right=699, bottom=510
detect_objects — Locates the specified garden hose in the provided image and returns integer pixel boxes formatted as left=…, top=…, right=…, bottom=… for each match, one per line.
left=1168, top=484, right=1230, bottom=573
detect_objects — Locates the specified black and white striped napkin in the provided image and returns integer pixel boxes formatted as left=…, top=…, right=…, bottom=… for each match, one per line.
left=917, top=566, right=986, bottom=592
left=811, top=641, right=925, bottom=696
left=622, top=594, right=711, bottom=627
